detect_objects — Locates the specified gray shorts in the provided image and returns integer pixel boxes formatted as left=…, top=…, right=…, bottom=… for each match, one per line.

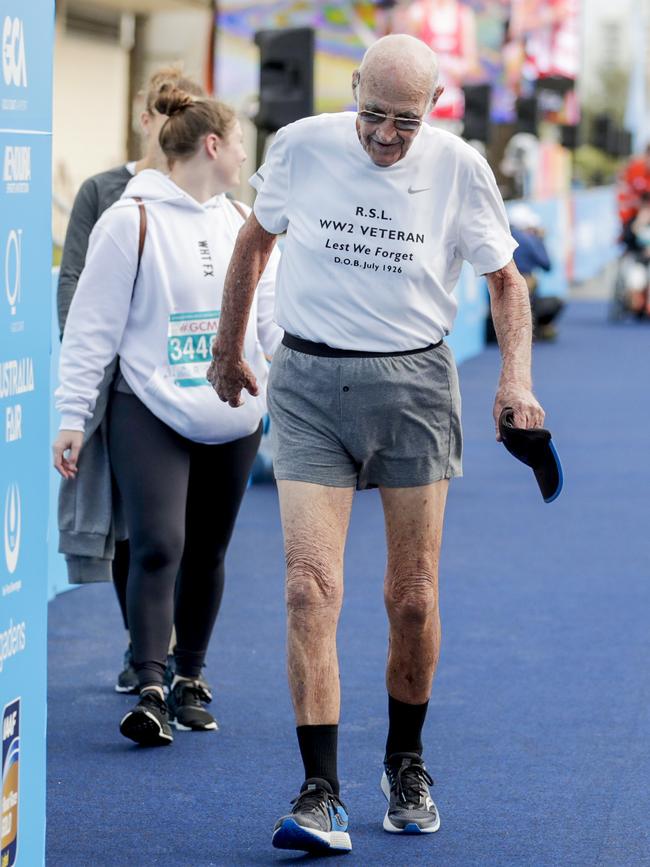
left=267, top=336, right=462, bottom=490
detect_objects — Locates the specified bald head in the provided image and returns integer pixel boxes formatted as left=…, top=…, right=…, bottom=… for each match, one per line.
left=352, top=35, right=442, bottom=167
left=355, top=35, right=439, bottom=109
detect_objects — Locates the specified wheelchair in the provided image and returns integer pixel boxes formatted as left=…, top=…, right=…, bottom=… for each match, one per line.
left=609, top=250, right=650, bottom=322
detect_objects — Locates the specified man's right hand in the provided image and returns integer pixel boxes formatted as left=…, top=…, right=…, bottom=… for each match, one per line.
left=53, top=430, right=84, bottom=479
left=207, top=351, right=259, bottom=408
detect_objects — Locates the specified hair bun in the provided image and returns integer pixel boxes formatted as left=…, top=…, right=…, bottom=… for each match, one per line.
left=155, top=87, right=195, bottom=118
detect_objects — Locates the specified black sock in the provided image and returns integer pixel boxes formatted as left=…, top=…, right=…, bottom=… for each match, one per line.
left=384, top=695, right=429, bottom=762
left=296, top=725, right=339, bottom=795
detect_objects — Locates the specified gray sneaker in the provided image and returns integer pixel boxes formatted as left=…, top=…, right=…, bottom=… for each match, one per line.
left=272, top=778, right=351, bottom=853
left=381, top=752, right=440, bottom=834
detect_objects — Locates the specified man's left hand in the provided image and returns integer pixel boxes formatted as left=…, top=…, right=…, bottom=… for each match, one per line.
left=493, top=383, right=545, bottom=441
left=207, top=352, right=259, bottom=408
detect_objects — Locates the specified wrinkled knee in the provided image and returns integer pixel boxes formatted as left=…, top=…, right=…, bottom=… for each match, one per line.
left=385, top=569, right=438, bottom=630
left=285, top=543, right=342, bottom=618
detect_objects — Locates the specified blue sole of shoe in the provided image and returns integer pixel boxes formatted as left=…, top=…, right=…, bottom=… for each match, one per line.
left=400, top=823, right=427, bottom=834
left=272, top=819, right=351, bottom=853
left=383, top=814, right=441, bottom=834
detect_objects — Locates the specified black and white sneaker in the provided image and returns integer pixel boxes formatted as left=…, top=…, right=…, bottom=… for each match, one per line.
left=381, top=752, right=440, bottom=834
left=114, top=645, right=138, bottom=694
left=167, top=680, right=217, bottom=731
left=272, top=778, right=352, bottom=854
left=119, top=691, right=173, bottom=746
left=162, top=653, right=176, bottom=694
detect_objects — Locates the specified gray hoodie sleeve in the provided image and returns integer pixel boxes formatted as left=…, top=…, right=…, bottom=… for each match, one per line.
left=57, top=177, right=100, bottom=338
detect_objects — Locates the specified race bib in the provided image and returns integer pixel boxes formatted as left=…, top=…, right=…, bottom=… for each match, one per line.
left=167, top=310, right=220, bottom=387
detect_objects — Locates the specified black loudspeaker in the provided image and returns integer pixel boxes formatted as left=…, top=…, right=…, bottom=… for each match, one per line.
left=560, top=124, right=579, bottom=150
left=535, top=76, right=574, bottom=95
left=612, top=129, right=633, bottom=157
left=591, top=114, right=614, bottom=152
left=462, top=84, right=491, bottom=143
left=516, top=96, right=539, bottom=136
left=254, top=28, right=314, bottom=132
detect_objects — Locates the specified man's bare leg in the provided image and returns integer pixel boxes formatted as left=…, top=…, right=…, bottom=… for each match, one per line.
left=277, top=480, right=354, bottom=726
left=271, top=481, right=354, bottom=853
left=381, top=481, right=448, bottom=703
left=379, top=481, right=449, bottom=834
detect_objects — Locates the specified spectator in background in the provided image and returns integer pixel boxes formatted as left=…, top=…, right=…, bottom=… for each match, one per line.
left=57, top=66, right=205, bottom=696
left=487, top=204, right=562, bottom=342
left=617, top=144, right=650, bottom=228
left=621, top=194, right=650, bottom=317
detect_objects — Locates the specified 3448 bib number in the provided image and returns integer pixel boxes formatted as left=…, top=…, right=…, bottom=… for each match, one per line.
left=168, top=333, right=214, bottom=363
left=167, top=310, right=220, bottom=387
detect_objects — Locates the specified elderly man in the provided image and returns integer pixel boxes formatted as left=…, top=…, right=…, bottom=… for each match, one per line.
left=208, top=34, right=544, bottom=854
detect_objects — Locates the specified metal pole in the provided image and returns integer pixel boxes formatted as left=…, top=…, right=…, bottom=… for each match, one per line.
left=126, top=14, right=147, bottom=161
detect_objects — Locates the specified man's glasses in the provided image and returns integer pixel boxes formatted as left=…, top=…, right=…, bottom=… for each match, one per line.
left=357, top=110, right=422, bottom=132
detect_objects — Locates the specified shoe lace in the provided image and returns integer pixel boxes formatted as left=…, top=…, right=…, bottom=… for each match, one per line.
left=290, top=787, right=347, bottom=819
left=392, top=759, right=434, bottom=805
left=176, top=681, right=212, bottom=707
left=139, top=691, right=168, bottom=715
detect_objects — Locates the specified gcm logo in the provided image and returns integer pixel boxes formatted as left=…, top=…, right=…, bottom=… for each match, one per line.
left=4, top=483, right=21, bottom=575
left=2, top=17, right=27, bottom=88
left=5, top=229, right=21, bottom=316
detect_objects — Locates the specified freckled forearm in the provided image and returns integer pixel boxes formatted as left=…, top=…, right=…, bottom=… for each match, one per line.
left=218, top=253, right=260, bottom=356
left=488, top=264, right=532, bottom=389
left=216, top=218, right=276, bottom=358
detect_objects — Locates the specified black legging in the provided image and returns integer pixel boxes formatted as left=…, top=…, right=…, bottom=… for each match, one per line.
left=112, top=539, right=130, bottom=631
left=108, top=391, right=262, bottom=688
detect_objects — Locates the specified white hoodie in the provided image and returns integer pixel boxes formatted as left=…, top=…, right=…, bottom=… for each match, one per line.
left=56, top=170, right=282, bottom=444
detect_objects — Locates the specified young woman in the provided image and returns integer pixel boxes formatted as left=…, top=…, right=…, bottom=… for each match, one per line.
left=53, top=88, right=281, bottom=746
left=57, top=67, right=205, bottom=695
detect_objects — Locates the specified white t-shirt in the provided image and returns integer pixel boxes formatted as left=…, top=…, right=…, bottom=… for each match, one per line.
left=250, top=112, right=517, bottom=352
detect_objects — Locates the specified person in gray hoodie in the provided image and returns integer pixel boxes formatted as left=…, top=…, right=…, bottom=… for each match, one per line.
left=57, top=66, right=205, bottom=695
left=53, top=87, right=281, bottom=745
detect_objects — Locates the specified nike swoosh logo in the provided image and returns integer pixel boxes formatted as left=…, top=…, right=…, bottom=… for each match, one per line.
left=408, top=186, right=431, bottom=194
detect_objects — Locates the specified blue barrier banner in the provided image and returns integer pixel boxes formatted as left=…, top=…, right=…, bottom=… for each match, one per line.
left=528, top=199, right=569, bottom=299
left=572, top=187, right=620, bottom=283
left=506, top=188, right=619, bottom=291
left=0, top=2, right=52, bottom=865
left=0, top=6, right=52, bottom=132
left=447, top=263, right=488, bottom=365
left=0, top=131, right=50, bottom=867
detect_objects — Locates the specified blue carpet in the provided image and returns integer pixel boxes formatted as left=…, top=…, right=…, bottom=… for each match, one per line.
left=47, top=302, right=650, bottom=866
